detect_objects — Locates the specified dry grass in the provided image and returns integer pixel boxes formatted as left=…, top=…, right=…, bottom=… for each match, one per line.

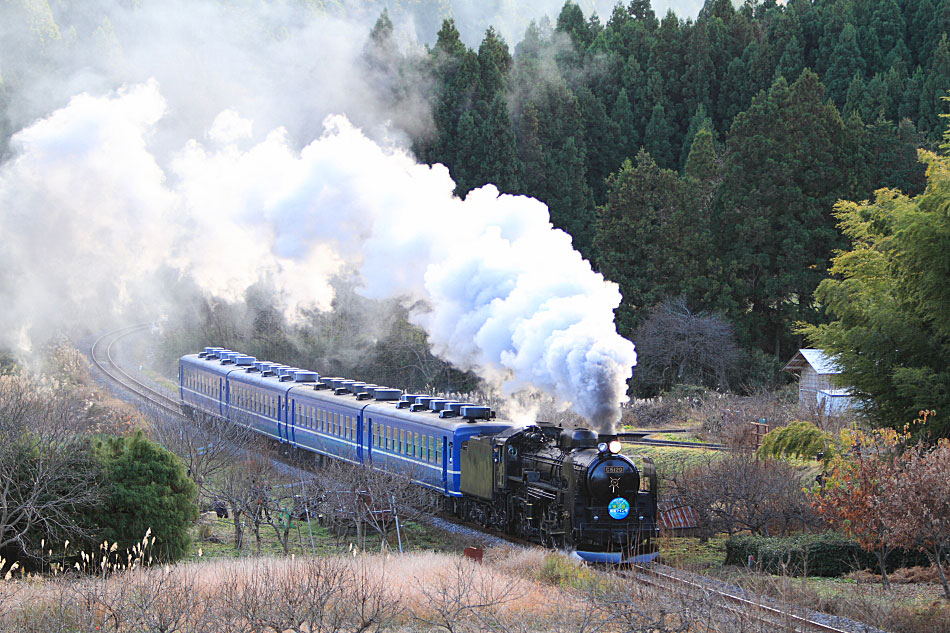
left=725, top=566, right=950, bottom=633
left=1, top=546, right=819, bottom=632
left=0, top=550, right=575, bottom=632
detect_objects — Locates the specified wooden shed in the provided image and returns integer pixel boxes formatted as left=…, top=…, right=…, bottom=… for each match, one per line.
left=783, top=349, right=855, bottom=415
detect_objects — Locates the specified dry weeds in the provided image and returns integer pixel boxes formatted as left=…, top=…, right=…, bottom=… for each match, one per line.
left=730, top=566, right=950, bottom=633
left=0, top=546, right=825, bottom=632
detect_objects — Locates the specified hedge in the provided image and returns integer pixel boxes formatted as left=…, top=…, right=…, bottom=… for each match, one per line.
left=725, top=533, right=929, bottom=577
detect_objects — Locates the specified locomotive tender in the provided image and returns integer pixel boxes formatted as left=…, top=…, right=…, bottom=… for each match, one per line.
left=179, top=347, right=658, bottom=563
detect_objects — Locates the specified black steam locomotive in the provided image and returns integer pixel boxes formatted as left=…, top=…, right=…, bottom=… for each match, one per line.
left=459, top=425, right=658, bottom=563
left=180, top=349, right=659, bottom=563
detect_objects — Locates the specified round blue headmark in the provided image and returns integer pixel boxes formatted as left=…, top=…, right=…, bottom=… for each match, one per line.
left=608, top=497, right=630, bottom=520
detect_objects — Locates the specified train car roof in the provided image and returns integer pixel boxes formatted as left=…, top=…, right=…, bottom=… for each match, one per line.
left=181, top=354, right=518, bottom=434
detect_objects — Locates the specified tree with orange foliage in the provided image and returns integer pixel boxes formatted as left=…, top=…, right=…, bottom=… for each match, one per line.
left=809, top=423, right=913, bottom=588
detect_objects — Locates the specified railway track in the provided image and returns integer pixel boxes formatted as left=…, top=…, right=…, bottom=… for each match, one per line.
left=624, top=437, right=728, bottom=451
left=624, top=564, right=857, bottom=633
left=90, top=322, right=180, bottom=415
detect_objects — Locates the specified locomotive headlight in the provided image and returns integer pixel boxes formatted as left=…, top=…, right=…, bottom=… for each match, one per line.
left=608, top=440, right=622, bottom=454
left=597, top=442, right=608, bottom=453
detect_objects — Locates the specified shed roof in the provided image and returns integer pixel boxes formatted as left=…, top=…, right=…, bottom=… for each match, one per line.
left=783, top=349, right=842, bottom=375
left=658, top=496, right=698, bottom=531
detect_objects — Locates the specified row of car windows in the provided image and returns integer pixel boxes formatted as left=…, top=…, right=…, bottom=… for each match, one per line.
left=371, top=421, right=444, bottom=464
left=184, top=371, right=448, bottom=465
left=294, top=403, right=443, bottom=464
left=294, top=404, right=356, bottom=439
left=184, top=369, right=217, bottom=396
left=229, top=383, right=280, bottom=417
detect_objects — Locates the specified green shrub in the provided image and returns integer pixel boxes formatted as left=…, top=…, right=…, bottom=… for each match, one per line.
left=757, top=421, right=831, bottom=461
left=538, top=554, right=599, bottom=590
left=725, top=533, right=928, bottom=577
left=90, top=431, right=198, bottom=562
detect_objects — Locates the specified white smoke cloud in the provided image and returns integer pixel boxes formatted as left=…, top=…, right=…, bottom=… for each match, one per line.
left=0, top=1, right=648, bottom=429
left=0, top=81, right=635, bottom=430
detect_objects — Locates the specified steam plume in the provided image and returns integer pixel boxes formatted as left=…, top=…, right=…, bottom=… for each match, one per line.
left=0, top=82, right=635, bottom=430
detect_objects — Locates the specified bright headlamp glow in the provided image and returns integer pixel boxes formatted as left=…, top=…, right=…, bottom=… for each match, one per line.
left=608, top=440, right=622, bottom=454
left=597, top=442, right=608, bottom=453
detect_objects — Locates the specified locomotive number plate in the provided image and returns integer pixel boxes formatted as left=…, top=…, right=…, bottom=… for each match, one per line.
left=604, top=466, right=624, bottom=473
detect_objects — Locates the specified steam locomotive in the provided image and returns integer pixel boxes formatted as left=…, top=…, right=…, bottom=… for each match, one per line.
left=179, top=347, right=659, bottom=563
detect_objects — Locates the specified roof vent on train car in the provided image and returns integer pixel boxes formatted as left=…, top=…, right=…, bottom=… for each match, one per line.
left=438, top=409, right=457, bottom=419
left=559, top=429, right=598, bottom=451
left=428, top=399, right=450, bottom=412
left=374, top=388, right=401, bottom=401
left=278, top=368, right=300, bottom=381
left=410, top=403, right=428, bottom=412
left=234, top=356, right=256, bottom=366
left=461, top=405, right=491, bottom=421
left=444, top=402, right=468, bottom=415
left=348, top=382, right=367, bottom=394
left=321, top=378, right=342, bottom=390
left=293, top=371, right=318, bottom=383
left=260, top=363, right=279, bottom=376
left=358, top=383, right=378, bottom=394
left=356, top=392, right=372, bottom=400
left=333, top=387, right=350, bottom=395
left=397, top=393, right=425, bottom=409
left=219, top=352, right=237, bottom=364
left=414, top=396, right=435, bottom=408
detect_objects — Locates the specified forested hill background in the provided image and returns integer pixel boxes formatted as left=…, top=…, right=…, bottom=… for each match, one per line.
left=368, top=0, right=947, bottom=379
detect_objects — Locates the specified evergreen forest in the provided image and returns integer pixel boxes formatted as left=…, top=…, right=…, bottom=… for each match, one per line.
left=366, top=0, right=949, bottom=385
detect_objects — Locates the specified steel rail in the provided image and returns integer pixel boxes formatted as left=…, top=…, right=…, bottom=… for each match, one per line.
left=622, top=437, right=729, bottom=451
left=628, top=564, right=852, bottom=633
left=90, top=323, right=180, bottom=415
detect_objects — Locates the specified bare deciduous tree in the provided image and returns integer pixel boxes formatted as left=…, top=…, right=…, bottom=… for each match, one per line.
left=150, top=409, right=256, bottom=503
left=219, top=556, right=401, bottom=632
left=883, top=441, right=950, bottom=599
left=667, top=451, right=817, bottom=538
left=411, top=558, right=522, bottom=633
left=633, top=297, right=742, bottom=396
left=312, top=458, right=438, bottom=551
left=0, top=376, right=102, bottom=561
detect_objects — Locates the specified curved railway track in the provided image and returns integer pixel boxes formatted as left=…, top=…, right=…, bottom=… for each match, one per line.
left=90, top=325, right=871, bottom=633
left=90, top=322, right=180, bottom=415
left=623, top=437, right=728, bottom=451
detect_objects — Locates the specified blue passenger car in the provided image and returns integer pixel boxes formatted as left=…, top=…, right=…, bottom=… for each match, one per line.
left=178, top=350, right=513, bottom=496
